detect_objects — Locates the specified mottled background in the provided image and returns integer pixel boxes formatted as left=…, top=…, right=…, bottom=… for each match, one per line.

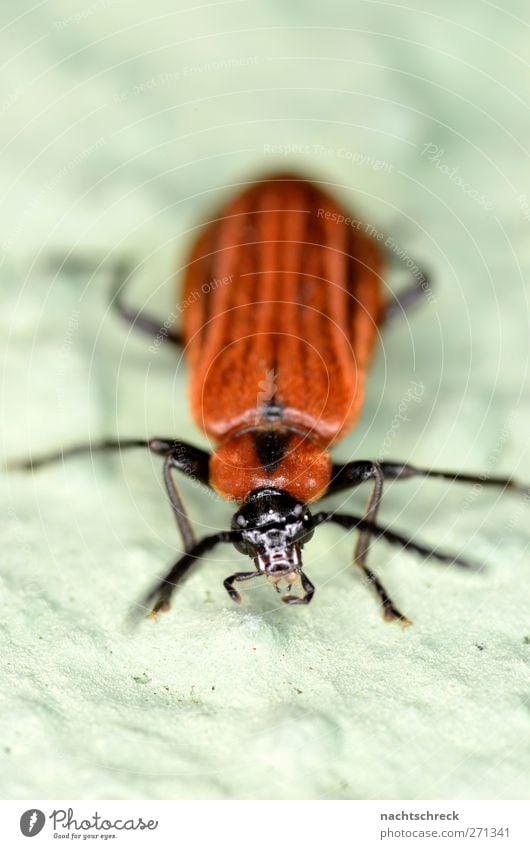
left=1, top=0, right=529, bottom=799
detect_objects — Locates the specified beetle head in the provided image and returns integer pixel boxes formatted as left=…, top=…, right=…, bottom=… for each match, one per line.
left=231, top=488, right=314, bottom=588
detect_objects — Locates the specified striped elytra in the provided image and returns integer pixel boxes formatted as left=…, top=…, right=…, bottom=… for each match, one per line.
left=180, top=174, right=385, bottom=503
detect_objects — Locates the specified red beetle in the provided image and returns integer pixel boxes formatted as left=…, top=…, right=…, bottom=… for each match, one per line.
left=11, top=174, right=528, bottom=624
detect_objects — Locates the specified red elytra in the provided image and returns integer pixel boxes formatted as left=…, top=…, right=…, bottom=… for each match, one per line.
left=183, top=175, right=383, bottom=502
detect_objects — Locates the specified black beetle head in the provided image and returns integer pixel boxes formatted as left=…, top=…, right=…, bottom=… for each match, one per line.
left=231, top=488, right=314, bottom=585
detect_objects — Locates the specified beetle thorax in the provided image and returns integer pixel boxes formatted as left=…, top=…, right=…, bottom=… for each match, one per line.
left=210, top=429, right=332, bottom=503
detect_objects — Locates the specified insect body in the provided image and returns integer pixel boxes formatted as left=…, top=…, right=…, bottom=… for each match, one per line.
left=11, top=174, right=529, bottom=624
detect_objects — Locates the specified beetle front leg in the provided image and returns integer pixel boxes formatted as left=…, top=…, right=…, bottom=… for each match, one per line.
left=133, top=530, right=240, bottom=620
left=223, top=571, right=261, bottom=603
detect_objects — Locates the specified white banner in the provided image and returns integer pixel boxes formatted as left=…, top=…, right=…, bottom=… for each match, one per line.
left=1, top=800, right=529, bottom=848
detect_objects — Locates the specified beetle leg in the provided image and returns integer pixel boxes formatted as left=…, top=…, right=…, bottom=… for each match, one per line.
left=328, top=459, right=381, bottom=495
left=381, top=256, right=431, bottom=325
left=379, top=461, right=530, bottom=497
left=355, top=561, right=410, bottom=626
left=130, top=530, right=241, bottom=620
left=111, top=260, right=182, bottom=345
left=311, top=509, right=481, bottom=624
left=331, top=456, right=530, bottom=508
left=282, top=570, right=315, bottom=605
left=223, top=570, right=261, bottom=603
left=162, top=454, right=196, bottom=551
left=326, top=460, right=386, bottom=598
left=6, top=438, right=148, bottom=471
left=351, top=462, right=385, bottom=578
left=6, top=437, right=213, bottom=554
left=319, top=459, right=408, bottom=621
left=43, top=256, right=182, bottom=345
left=312, top=511, right=478, bottom=571
left=327, top=457, right=530, bottom=541
left=7, top=437, right=211, bottom=484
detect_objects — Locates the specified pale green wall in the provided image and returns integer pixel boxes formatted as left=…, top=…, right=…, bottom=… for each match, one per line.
left=1, top=0, right=529, bottom=800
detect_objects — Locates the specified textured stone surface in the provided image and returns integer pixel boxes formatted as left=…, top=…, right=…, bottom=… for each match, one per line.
left=1, top=0, right=529, bottom=800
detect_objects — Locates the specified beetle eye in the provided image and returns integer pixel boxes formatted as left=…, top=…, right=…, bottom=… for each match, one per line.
left=236, top=515, right=247, bottom=526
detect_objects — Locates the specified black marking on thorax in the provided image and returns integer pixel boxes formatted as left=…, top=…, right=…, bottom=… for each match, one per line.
left=252, top=429, right=292, bottom=474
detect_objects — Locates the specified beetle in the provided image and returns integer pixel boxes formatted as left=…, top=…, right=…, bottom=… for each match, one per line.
left=9, top=173, right=529, bottom=624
